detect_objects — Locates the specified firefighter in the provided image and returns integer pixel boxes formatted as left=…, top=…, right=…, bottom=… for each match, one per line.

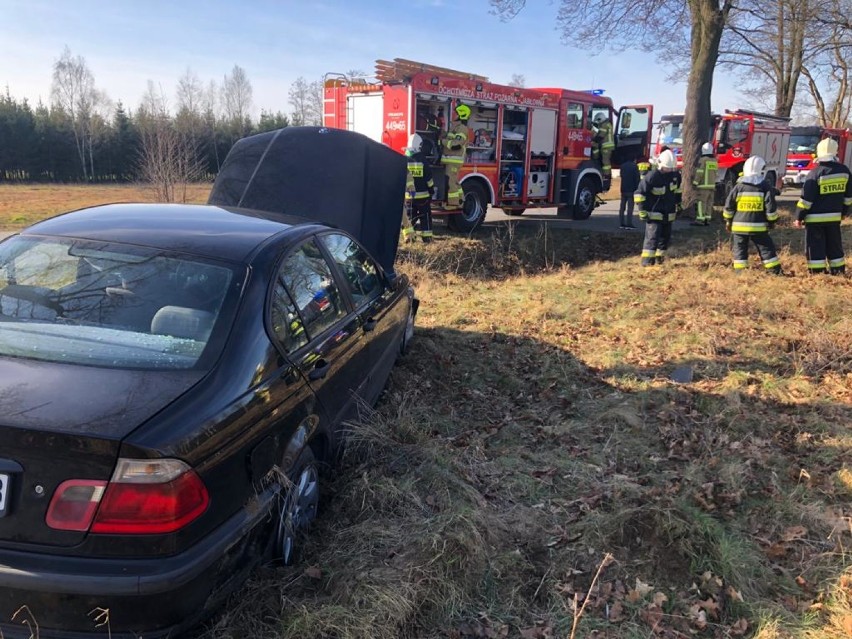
left=722, top=156, right=781, bottom=274
left=795, top=137, right=852, bottom=275
left=441, top=103, right=470, bottom=208
left=592, top=112, right=615, bottom=179
left=638, top=159, right=651, bottom=180
left=634, top=149, right=681, bottom=266
left=402, top=133, right=435, bottom=243
left=692, top=142, right=718, bottom=226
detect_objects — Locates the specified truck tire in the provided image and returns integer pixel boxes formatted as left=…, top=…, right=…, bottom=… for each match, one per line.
left=573, top=176, right=597, bottom=220
left=501, top=207, right=526, bottom=216
left=448, top=181, right=488, bottom=232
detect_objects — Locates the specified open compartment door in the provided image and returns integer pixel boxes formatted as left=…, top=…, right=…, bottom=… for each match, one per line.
left=612, top=105, right=653, bottom=166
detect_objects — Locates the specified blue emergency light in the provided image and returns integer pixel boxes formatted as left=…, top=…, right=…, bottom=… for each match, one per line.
left=583, top=89, right=606, bottom=95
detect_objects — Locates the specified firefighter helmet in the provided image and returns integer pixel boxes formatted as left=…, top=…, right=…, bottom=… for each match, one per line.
left=701, top=142, right=714, bottom=155
left=593, top=112, right=607, bottom=125
left=743, top=155, right=766, bottom=178
left=816, top=137, right=839, bottom=161
left=657, top=149, right=676, bottom=170
left=406, top=133, right=423, bottom=156
left=455, top=104, right=471, bottom=120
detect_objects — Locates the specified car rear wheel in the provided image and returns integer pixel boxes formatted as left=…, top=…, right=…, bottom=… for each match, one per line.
left=275, top=447, right=319, bottom=566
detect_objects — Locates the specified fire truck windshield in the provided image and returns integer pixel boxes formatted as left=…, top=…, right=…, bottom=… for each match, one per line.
left=788, top=134, right=819, bottom=153
left=657, top=121, right=683, bottom=145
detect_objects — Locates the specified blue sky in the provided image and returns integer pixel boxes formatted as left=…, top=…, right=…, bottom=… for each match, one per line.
left=1, top=0, right=745, bottom=120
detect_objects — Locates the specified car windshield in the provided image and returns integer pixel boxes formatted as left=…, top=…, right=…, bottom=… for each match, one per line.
left=0, top=235, right=240, bottom=370
left=789, top=134, right=820, bottom=153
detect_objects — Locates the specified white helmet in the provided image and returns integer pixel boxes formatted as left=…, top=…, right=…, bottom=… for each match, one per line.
left=657, top=149, right=676, bottom=170
left=701, top=142, right=714, bottom=155
left=816, top=137, right=839, bottom=162
left=593, top=112, right=607, bottom=125
left=743, top=155, right=766, bottom=179
left=406, top=133, right=423, bottom=156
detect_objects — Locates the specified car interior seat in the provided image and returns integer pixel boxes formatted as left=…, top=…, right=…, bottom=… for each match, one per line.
left=150, top=306, right=215, bottom=342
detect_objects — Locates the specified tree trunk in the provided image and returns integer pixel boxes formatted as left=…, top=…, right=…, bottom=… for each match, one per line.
left=681, top=0, right=727, bottom=209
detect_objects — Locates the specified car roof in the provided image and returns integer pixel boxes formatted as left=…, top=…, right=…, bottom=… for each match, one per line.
left=21, top=203, right=323, bottom=262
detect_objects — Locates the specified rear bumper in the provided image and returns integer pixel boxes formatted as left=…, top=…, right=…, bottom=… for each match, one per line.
left=0, top=489, right=275, bottom=638
left=784, top=169, right=808, bottom=185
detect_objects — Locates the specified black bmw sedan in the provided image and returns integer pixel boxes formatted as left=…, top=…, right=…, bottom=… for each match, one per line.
left=0, top=128, right=417, bottom=637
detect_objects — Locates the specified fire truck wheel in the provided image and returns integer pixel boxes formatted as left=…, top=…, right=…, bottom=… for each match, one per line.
left=573, top=177, right=597, bottom=220
left=502, top=208, right=526, bottom=216
left=448, top=181, right=488, bottom=232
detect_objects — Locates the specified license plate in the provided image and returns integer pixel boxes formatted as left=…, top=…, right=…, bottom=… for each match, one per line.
left=0, top=473, right=9, bottom=516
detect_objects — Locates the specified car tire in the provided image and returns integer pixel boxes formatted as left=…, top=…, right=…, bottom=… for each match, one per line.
left=274, top=447, right=320, bottom=566
left=447, top=181, right=487, bottom=232
left=573, top=177, right=597, bottom=220
left=399, top=303, right=415, bottom=357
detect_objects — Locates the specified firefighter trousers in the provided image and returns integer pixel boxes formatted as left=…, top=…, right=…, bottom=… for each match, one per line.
left=641, top=220, right=671, bottom=266
left=805, top=223, right=845, bottom=274
left=441, top=158, right=464, bottom=207
left=695, top=188, right=715, bottom=223
left=732, top=233, right=781, bottom=273
left=409, top=199, right=432, bottom=242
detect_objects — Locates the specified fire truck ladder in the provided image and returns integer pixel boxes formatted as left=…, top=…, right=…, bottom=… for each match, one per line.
left=374, top=58, right=489, bottom=84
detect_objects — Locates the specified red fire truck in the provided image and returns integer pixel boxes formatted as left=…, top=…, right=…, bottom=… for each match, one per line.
left=653, top=110, right=791, bottom=198
left=784, top=125, right=852, bottom=187
left=324, top=59, right=654, bottom=231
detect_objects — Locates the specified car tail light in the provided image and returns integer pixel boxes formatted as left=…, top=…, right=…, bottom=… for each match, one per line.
left=46, top=459, right=209, bottom=534
left=45, top=480, right=108, bottom=532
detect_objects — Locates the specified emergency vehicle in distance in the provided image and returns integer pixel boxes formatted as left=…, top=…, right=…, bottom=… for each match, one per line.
left=784, top=125, right=852, bottom=187
left=653, top=110, right=791, bottom=199
left=323, top=59, right=654, bottom=231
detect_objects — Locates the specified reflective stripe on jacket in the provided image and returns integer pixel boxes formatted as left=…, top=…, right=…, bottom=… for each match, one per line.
left=723, top=181, right=777, bottom=233
left=693, top=155, right=718, bottom=189
left=797, top=161, right=852, bottom=224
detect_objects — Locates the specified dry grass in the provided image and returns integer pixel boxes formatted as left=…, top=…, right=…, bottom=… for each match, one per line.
left=200, top=211, right=851, bottom=639
left=3, top=186, right=850, bottom=638
left=0, top=183, right=211, bottom=229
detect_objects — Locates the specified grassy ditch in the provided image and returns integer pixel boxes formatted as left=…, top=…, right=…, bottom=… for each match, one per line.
left=204, top=213, right=852, bottom=639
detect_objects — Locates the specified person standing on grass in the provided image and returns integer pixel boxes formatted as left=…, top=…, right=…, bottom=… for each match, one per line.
left=723, top=156, right=782, bottom=274
left=618, top=154, right=640, bottom=230
left=635, top=149, right=681, bottom=266
left=794, top=137, right=852, bottom=275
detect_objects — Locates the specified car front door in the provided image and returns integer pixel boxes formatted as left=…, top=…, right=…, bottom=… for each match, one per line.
left=273, top=237, right=366, bottom=429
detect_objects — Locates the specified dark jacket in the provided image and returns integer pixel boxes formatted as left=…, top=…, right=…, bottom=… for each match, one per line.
left=405, top=151, right=435, bottom=201
left=634, top=169, right=682, bottom=222
left=796, top=161, right=852, bottom=224
left=723, top=180, right=778, bottom=233
left=619, top=159, right=640, bottom=194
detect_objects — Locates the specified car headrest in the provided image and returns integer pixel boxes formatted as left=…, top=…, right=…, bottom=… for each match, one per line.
left=150, top=306, right=214, bottom=341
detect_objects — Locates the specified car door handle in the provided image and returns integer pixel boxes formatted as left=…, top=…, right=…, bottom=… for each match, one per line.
left=363, top=317, right=378, bottom=332
left=308, top=360, right=331, bottom=380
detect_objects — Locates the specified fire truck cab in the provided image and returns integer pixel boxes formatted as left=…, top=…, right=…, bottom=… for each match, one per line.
left=785, top=126, right=852, bottom=187
left=653, top=109, right=791, bottom=200
left=324, top=59, right=654, bottom=231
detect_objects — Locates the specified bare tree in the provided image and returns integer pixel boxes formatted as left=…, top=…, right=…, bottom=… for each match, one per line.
left=51, top=46, right=107, bottom=181
left=491, top=0, right=737, bottom=206
left=801, top=0, right=852, bottom=127
left=508, top=73, right=526, bottom=88
left=137, top=80, right=202, bottom=202
left=176, top=68, right=204, bottom=118
left=288, top=76, right=322, bottom=126
left=222, top=65, right=253, bottom=137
